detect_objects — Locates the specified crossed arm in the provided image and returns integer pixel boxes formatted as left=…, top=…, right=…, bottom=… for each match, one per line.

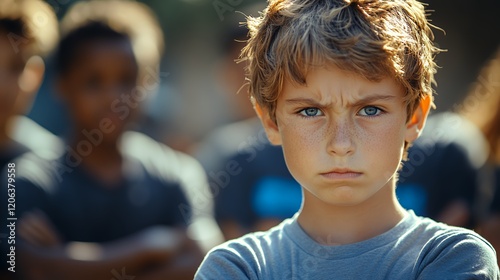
left=17, top=211, right=203, bottom=280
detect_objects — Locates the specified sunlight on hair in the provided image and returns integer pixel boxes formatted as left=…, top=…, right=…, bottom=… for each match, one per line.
left=60, top=0, right=164, bottom=71
left=241, top=0, right=441, bottom=124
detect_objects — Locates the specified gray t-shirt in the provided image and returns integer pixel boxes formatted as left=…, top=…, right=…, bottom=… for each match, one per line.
left=196, top=211, right=499, bottom=279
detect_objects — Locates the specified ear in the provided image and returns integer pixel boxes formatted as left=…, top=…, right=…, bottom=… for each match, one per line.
left=15, top=56, right=45, bottom=114
left=253, top=100, right=282, bottom=145
left=405, top=94, right=432, bottom=143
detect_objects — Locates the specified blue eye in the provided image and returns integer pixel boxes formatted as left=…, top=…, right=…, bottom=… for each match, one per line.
left=299, top=107, right=323, bottom=117
left=359, top=106, right=382, bottom=116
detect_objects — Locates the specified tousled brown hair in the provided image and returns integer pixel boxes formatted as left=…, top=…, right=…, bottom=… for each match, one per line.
left=242, top=0, right=440, bottom=123
left=0, top=0, right=58, bottom=57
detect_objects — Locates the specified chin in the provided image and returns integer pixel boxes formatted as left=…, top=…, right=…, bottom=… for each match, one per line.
left=310, top=186, right=367, bottom=206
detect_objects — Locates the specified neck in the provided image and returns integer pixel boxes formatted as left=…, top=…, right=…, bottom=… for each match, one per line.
left=68, top=133, right=124, bottom=186
left=297, top=181, right=406, bottom=245
left=70, top=134, right=121, bottom=163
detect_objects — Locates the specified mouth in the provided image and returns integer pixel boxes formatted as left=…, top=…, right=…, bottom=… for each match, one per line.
left=320, top=169, right=363, bottom=180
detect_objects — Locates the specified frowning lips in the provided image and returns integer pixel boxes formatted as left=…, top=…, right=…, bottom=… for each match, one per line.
left=320, top=168, right=363, bottom=180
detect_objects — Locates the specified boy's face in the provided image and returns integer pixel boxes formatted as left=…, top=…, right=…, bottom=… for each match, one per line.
left=259, top=66, right=428, bottom=207
left=59, top=40, right=138, bottom=143
left=0, top=31, right=25, bottom=126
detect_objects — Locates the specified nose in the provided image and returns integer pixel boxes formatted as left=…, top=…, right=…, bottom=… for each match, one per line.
left=103, top=85, right=126, bottom=106
left=110, top=85, right=125, bottom=100
left=326, top=117, right=355, bottom=156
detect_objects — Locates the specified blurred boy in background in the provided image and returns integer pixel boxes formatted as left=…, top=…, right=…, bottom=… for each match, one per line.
left=193, top=3, right=302, bottom=241
left=0, top=0, right=59, bottom=167
left=8, top=1, right=222, bottom=279
left=0, top=0, right=58, bottom=278
left=396, top=129, right=479, bottom=228
left=194, top=3, right=265, bottom=172
left=462, top=47, right=500, bottom=267
left=397, top=46, right=500, bottom=262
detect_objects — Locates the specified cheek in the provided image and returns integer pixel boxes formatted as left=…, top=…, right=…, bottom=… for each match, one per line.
left=361, top=115, right=406, bottom=144
left=279, top=119, right=324, bottom=177
left=0, top=78, right=18, bottom=99
left=280, top=118, right=319, bottom=151
left=360, top=119, right=406, bottom=172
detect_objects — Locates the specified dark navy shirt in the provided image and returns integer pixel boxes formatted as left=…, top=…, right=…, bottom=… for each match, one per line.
left=397, top=140, right=477, bottom=226
left=10, top=132, right=197, bottom=243
left=215, top=143, right=301, bottom=230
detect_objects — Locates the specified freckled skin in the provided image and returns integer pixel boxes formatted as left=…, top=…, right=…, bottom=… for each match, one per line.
left=273, top=66, right=416, bottom=207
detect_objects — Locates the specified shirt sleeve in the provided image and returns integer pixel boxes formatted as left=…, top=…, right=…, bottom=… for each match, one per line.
left=169, top=147, right=225, bottom=252
left=415, top=231, right=500, bottom=280
left=438, top=143, right=477, bottom=204
left=195, top=248, right=257, bottom=280
left=4, top=153, right=53, bottom=220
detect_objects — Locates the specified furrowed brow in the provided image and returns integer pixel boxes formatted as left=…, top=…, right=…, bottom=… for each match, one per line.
left=285, top=94, right=396, bottom=108
left=350, top=95, right=396, bottom=107
left=285, top=98, right=327, bottom=107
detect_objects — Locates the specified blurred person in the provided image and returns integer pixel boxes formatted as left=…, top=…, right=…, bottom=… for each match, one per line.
left=193, top=3, right=301, bottom=241
left=0, top=0, right=59, bottom=278
left=396, top=126, right=480, bottom=228
left=393, top=47, right=500, bottom=231
left=463, top=46, right=500, bottom=267
left=480, top=168, right=500, bottom=268
left=194, top=3, right=266, bottom=173
left=397, top=45, right=500, bottom=265
left=7, top=1, right=222, bottom=279
left=215, top=142, right=301, bottom=240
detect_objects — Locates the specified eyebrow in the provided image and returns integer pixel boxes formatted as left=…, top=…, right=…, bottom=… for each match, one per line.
left=285, top=94, right=397, bottom=107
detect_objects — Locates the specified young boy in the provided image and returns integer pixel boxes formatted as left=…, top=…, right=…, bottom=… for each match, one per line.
left=0, top=0, right=58, bottom=167
left=196, top=0, right=500, bottom=279
left=9, top=1, right=222, bottom=279
left=0, top=0, right=58, bottom=278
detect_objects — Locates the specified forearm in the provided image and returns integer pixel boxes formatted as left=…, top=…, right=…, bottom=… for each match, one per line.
left=18, top=240, right=168, bottom=280
left=139, top=232, right=204, bottom=280
left=19, top=226, right=202, bottom=280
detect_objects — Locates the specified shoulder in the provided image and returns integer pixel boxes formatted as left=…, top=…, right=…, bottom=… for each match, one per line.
left=420, top=112, right=488, bottom=168
left=11, top=151, right=62, bottom=193
left=121, top=131, right=205, bottom=182
left=9, top=116, right=64, bottom=159
left=3, top=152, right=64, bottom=216
left=413, top=217, right=499, bottom=279
left=194, top=118, right=263, bottom=171
left=121, top=132, right=219, bottom=233
left=120, top=132, right=209, bottom=206
left=413, top=216, right=494, bottom=253
left=198, top=118, right=263, bottom=151
left=195, top=222, right=289, bottom=280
